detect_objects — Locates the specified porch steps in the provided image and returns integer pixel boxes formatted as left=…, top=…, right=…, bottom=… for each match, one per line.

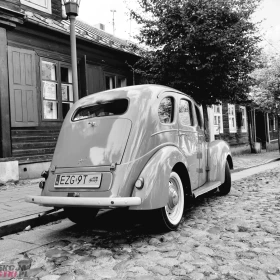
left=11, top=129, right=60, bottom=164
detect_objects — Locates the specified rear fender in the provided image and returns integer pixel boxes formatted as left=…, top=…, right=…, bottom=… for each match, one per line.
left=130, top=146, right=188, bottom=210
left=208, top=140, right=232, bottom=183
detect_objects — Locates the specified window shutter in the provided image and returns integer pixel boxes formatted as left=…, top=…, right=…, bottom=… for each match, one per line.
left=8, top=47, right=38, bottom=127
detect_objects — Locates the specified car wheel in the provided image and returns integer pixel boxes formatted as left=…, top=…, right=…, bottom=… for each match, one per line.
left=219, top=161, right=231, bottom=195
left=64, top=207, right=99, bottom=225
left=156, top=172, right=185, bottom=231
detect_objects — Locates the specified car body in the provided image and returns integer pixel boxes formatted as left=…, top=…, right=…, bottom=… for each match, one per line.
left=26, top=84, right=233, bottom=230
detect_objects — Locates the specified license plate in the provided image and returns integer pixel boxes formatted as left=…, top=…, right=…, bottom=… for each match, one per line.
left=54, top=173, right=102, bottom=188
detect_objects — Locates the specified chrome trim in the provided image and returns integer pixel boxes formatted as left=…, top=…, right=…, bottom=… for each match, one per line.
left=151, top=129, right=178, bottom=137
left=25, top=195, right=141, bottom=207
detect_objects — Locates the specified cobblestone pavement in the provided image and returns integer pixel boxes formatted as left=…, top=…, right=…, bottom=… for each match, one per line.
left=0, top=150, right=279, bottom=226
left=1, top=166, right=280, bottom=280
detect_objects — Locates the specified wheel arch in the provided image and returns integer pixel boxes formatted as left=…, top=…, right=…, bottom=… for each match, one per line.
left=130, top=145, right=189, bottom=210
left=172, top=162, right=192, bottom=197
left=227, top=154, right=233, bottom=170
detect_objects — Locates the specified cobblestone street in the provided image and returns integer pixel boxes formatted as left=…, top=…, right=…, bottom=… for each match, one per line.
left=1, top=165, right=280, bottom=280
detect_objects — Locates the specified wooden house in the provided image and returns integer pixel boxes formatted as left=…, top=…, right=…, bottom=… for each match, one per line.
left=208, top=103, right=279, bottom=154
left=0, top=0, right=138, bottom=179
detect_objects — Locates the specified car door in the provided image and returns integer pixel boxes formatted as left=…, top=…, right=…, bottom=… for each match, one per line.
left=178, top=98, right=200, bottom=190
left=194, top=104, right=207, bottom=187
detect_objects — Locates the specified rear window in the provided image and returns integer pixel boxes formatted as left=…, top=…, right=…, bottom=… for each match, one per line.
left=72, top=99, right=128, bottom=121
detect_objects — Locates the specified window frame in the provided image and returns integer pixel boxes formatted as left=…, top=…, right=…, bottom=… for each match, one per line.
left=228, top=104, right=237, bottom=133
left=40, top=58, right=73, bottom=122
left=213, top=104, right=223, bottom=134
left=104, top=72, right=127, bottom=90
left=21, top=0, right=52, bottom=14
left=179, top=98, right=194, bottom=127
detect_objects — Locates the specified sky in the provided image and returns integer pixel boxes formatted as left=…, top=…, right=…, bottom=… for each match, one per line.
left=78, top=0, right=280, bottom=54
left=253, top=0, right=280, bottom=55
left=78, top=0, right=139, bottom=40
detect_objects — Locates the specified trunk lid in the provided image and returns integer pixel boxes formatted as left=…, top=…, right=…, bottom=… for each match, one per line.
left=53, top=117, right=132, bottom=168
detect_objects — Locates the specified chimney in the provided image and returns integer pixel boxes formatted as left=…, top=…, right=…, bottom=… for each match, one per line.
left=94, top=23, right=105, bottom=31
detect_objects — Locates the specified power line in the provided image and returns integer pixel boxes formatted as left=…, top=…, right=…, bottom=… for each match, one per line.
left=260, top=35, right=280, bottom=54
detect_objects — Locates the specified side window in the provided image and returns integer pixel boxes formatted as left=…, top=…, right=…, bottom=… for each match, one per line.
left=179, top=99, right=193, bottom=126
left=158, top=97, right=174, bottom=124
left=195, top=105, right=203, bottom=128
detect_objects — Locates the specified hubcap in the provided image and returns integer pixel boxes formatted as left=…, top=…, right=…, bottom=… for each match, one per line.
left=165, top=173, right=184, bottom=226
left=168, top=182, right=179, bottom=209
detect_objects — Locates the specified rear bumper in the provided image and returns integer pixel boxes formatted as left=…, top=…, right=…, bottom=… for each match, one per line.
left=25, top=195, right=142, bottom=208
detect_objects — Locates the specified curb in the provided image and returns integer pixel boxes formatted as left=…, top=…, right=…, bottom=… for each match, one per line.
left=231, top=157, right=280, bottom=173
left=0, top=209, right=66, bottom=238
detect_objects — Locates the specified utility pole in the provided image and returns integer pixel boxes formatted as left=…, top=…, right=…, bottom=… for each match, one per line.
left=110, top=9, right=116, bottom=36
left=129, top=11, right=132, bottom=40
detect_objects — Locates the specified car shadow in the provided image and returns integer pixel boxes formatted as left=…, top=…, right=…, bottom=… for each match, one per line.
left=56, top=190, right=222, bottom=239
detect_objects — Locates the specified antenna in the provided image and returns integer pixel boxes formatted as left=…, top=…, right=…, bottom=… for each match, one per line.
left=110, top=9, right=116, bottom=35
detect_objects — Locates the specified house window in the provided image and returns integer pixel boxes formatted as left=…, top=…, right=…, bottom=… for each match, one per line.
left=213, top=104, right=223, bottom=134
left=158, top=97, right=174, bottom=124
left=228, top=104, right=236, bottom=133
left=21, top=0, right=52, bottom=14
left=105, top=74, right=127, bottom=90
left=41, top=59, right=73, bottom=120
left=240, top=106, right=247, bottom=132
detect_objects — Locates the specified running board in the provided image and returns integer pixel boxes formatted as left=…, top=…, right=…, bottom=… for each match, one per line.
left=192, top=181, right=221, bottom=198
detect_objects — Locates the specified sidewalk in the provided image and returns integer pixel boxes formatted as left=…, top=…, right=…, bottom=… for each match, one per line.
left=232, top=150, right=280, bottom=172
left=0, top=150, right=279, bottom=237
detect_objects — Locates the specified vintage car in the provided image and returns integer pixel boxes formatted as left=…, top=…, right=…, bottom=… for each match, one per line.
left=26, top=84, right=233, bottom=231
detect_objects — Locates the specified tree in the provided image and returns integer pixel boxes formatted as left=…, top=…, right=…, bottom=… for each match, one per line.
left=250, top=54, right=280, bottom=113
left=129, top=0, right=261, bottom=106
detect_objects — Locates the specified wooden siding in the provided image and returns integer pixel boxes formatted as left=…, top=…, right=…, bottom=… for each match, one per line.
left=0, top=28, right=12, bottom=157
left=11, top=128, right=60, bottom=164
left=20, top=0, right=62, bottom=21
left=0, top=0, right=21, bottom=12
left=3, top=19, right=137, bottom=163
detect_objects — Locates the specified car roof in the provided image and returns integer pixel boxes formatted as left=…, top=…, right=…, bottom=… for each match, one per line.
left=75, top=84, right=196, bottom=108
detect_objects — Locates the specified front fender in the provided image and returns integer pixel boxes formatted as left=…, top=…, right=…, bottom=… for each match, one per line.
left=130, top=145, right=188, bottom=210
left=208, top=140, right=232, bottom=183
